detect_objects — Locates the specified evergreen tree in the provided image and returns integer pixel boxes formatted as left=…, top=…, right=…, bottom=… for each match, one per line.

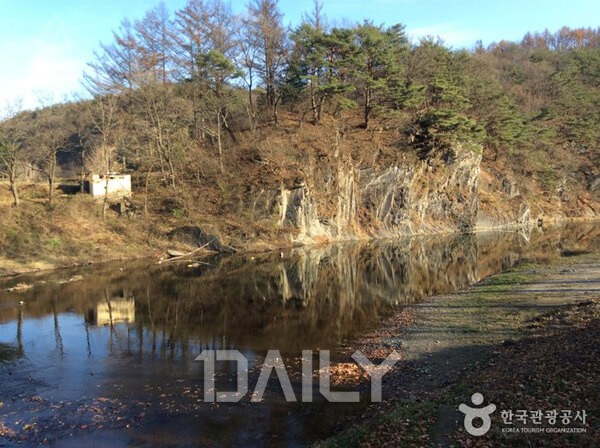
left=353, top=21, right=407, bottom=128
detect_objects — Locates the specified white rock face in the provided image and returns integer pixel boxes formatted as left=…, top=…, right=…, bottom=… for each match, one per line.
left=277, top=143, right=484, bottom=243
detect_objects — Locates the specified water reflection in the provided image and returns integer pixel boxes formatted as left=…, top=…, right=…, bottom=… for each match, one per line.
left=0, top=223, right=599, bottom=445
left=88, top=292, right=136, bottom=326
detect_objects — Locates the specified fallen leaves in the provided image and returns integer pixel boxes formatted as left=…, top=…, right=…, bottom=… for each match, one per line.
left=453, top=298, right=600, bottom=447
left=0, top=422, right=16, bottom=438
left=319, top=363, right=367, bottom=386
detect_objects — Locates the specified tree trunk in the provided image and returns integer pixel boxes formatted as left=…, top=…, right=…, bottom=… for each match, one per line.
left=166, top=154, right=177, bottom=189
left=317, top=94, right=326, bottom=124
left=102, top=174, right=110, bottom=219
left=310, top=82, right=319, bottom=124
left=247, top=76, right=256, bottom=133
left=144, top=168, right=152, bottom=217
left=48, top=154, right=57, bottom=206
left=272, top=95, right=280, bottom=125
left=80, top=149, right=86, bottom=193
left=9, top=167, right=19, bottom=207
left=364, top=88, right=372, bottom=129
left=217, top=110, right=224, bottom=173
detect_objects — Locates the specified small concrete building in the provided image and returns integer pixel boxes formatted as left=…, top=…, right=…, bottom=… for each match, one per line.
left=88, top=173, right=131, bottom=198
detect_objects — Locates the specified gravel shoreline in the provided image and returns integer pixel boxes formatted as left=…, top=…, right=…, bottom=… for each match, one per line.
left=319, top=253, right=600, bottom=447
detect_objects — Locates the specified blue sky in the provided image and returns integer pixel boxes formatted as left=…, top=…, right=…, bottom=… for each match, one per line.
left=1, top=0, right=599, bottom=111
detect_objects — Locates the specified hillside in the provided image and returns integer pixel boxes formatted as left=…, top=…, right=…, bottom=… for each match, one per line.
left=1, top=5, right=600, bottom=273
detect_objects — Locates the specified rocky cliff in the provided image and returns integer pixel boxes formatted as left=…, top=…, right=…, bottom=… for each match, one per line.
left=275, top=143, right=482, bottom=244
left=248, top=136, right=600, bottom=246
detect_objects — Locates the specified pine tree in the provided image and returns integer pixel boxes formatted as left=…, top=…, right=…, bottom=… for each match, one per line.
left=353, top=21, right=407, bottom=128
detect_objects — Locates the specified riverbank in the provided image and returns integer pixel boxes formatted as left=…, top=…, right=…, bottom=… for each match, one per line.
left=319, top=251, right=600, bottom=447
left=1, top=183, right=599, bottom=280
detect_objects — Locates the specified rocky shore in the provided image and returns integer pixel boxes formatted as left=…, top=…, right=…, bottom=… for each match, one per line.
left=319, top=251, right=600, bottom=447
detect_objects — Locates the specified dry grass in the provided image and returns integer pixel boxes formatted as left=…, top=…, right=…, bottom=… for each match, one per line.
left=0, top=183, right=167, bottom=274
left=0, top=110, right=597, bottom=274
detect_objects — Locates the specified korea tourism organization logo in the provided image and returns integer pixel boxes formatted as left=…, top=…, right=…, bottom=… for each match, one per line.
left=458, top=393, right=496, bottom=436
left=459, top=392, right=588, bottom=437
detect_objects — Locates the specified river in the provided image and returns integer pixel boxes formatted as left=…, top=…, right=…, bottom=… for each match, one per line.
left=0, top=223, right=599, bottom=447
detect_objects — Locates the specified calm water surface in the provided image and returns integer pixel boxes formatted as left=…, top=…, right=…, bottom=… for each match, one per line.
left=0, top=224, right=599, bottom=447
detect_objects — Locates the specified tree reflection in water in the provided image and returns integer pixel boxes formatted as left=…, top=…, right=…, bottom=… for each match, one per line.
left=0, top=223, right=598, bottom=445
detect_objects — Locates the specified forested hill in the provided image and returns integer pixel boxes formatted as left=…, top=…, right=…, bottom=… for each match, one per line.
left=1, top=0, right=599, bottom=263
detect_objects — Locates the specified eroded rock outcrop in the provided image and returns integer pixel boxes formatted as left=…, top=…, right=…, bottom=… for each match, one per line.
left=277, top=143, right=482, bottom=243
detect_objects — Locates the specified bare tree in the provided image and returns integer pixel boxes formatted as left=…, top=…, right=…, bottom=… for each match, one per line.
left=85, top=95, right=121, bottom=218
left=0, top=126, right=22, bottom=207
left=173, top=0, right=209, bottom=82
left=173, top=0, right=239, bottom=82
left=83, top=19, right=143, bottom=96
left=200, top=1, right=241, bottom=171
left=209, top=2, right=238, bottom=50
left=29, top=106, right=74, bottom=206
left=172, top=0, right=241, bottom=169
left=245, top=0, right=287, bottom=122
left=135, top=83, right=192, bottom=191
left=237, top=20, right=260, bottom=130
left=174, top=0, right=241, bottom=144
left=135, top=2, right=176, bottom=86
left=302, top=0, right=327, bottom=32
left=84, top=4, right=177, bottom=95
left=173, top=0, right=210, bottom=142
left=0, top=101, right=24, bottom=206
left=68, top=103, right=93, bottom=193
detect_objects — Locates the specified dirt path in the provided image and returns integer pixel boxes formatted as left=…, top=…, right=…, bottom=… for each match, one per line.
left=321, top=252, right=600, bottom=447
